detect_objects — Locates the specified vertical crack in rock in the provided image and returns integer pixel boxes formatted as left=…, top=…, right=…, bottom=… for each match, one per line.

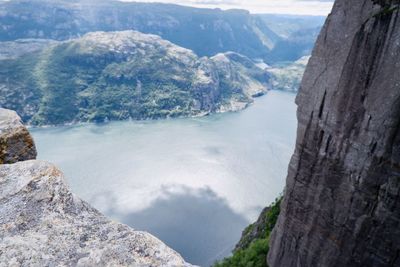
left=268, top=0, right=400, bottom=266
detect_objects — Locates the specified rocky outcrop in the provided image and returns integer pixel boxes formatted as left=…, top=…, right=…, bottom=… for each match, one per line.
left=0, top=108, right=36, bottom=164
left=268, top=1, right=400, bottom=267
left=0, top=161, right=191, bottom=266
left=0, top=108, right=192, bottom=266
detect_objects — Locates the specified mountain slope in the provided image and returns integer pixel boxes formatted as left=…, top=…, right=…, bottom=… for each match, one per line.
left=0, top=39, right=57, bottom=60
left=213, top=198, right=282, bottom=267
left=0, top=0, right=280, bottom=61
left=258, top=14, right=325, bottom=63
left=267, top=56, right=310, bottom=92
left=257, top=14, right=326, bottom=39
left=0, top=31, right=269, bottom=125
left=266, top=27, right=321, bottom=63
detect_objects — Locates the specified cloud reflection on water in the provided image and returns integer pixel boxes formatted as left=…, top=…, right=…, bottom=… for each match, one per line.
left=99, top=185, right=248, bottom=266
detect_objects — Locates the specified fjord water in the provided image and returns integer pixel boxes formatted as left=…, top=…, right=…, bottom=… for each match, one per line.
left=31, top=91, right=297, bottom=266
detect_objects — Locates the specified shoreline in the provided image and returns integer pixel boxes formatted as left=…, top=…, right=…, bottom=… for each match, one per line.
left=28, top=90, right=284, bottom=130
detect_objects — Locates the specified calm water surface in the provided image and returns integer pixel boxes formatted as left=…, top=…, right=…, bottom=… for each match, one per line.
left=31, top=90, right=297, bottom=266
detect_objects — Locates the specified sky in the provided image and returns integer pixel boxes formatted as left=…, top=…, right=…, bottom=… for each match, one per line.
left=120, top=0, right=335, bottom=16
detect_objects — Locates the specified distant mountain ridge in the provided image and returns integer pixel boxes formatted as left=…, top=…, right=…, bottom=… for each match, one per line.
left=0, top=0, right=323, bottom=125
left=254, top=14, right=325, bottom=62
left=0, top=31, right=269, bottom=125
left=0, top=0, right=324, bottom=63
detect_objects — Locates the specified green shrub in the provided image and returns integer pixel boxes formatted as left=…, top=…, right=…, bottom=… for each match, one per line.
left=213, top=197, right=282, bottom=267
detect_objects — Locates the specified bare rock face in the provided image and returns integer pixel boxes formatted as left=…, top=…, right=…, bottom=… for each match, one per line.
left=268, top=1, right=400, bottom=267
left=0, top=161, right=191, bottom=267
left=0, top=108, right=37, bottom=164
left=0, top=108, right=192, bottom=266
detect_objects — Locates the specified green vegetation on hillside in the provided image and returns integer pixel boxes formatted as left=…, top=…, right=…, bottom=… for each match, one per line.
left=0, top=31, right=269, bottom=125
left=213, top=197, right=282, bottom=267
left=267, top=56, right=309, bottom=92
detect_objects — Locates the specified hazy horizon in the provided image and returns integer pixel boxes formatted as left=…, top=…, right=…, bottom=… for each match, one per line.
left=0, top=0, right=334, bottom=16
left=120, top=0, right=334, bottom=16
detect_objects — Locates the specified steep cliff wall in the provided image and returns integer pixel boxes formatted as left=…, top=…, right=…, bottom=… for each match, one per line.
left=0, top=108, right=192, bottom=266
left=268, top=1, right=400, bottom=266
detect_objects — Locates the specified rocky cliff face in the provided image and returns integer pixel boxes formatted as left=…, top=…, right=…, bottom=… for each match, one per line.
left=268, top=1, right=400, bottom=267
left=0, top=108, right=192, bottom=266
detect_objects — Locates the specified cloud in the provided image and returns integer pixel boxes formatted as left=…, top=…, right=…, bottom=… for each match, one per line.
left=120, top=0, right=334, bottom=16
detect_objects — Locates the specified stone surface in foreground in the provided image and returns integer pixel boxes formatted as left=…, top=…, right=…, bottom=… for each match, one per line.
left=0, top=160, right=191, bottom=267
